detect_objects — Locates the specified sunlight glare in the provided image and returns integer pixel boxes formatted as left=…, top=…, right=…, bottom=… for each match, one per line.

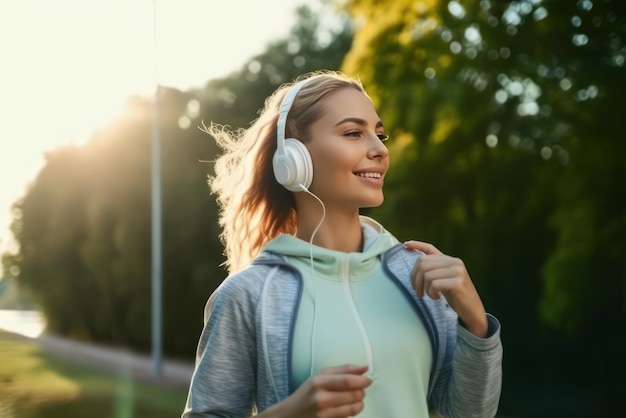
left=0, top=0, right=311, bottom=255
left=1, top=0, right=156, bottom=255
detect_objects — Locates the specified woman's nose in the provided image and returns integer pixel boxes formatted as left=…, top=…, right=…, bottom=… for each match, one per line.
left=368, top=134, right=389, bottom=159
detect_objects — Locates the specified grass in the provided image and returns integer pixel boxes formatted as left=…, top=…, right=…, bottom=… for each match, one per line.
left=0, top=330, right=188, bottom=418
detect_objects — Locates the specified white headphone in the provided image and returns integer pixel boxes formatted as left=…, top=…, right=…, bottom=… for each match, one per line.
left=273, top=79, right=314, bottom=192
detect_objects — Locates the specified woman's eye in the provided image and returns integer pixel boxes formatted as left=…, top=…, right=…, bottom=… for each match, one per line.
left=343, top=131, right=389, bottom=141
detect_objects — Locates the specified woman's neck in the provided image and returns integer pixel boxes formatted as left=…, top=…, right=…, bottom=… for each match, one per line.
left=295, top=208, right=363, bottom=253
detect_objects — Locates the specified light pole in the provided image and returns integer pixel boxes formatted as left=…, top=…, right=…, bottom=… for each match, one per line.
left=151, top=0, right=163, bottom=377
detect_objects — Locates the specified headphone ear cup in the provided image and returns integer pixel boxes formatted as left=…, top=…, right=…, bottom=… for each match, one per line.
left=272, top=138, right=313, bottom=192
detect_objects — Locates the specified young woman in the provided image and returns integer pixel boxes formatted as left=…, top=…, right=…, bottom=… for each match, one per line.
left=182, top=70, right=502, bottom=417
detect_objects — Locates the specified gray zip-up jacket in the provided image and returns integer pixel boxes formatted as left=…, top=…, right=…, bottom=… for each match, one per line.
left=183, top=244, right=503, bottom=417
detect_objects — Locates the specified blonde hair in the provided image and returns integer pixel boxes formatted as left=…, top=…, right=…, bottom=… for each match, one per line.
left=205, top=70, right=365, bottom=273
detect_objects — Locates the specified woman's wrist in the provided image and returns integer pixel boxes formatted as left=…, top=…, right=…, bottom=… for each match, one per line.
left=459, top=313, right=488, bottom=338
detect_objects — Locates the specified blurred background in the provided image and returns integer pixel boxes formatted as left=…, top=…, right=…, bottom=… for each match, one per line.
left=1, top=0, right=625, bottom=417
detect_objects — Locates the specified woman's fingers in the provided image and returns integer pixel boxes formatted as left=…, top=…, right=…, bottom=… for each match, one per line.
left=425, top=277, right=463, bottom=299
left=309, top=384, right=367, bottom=411
left=412, top=257, right=469, bottom=298
left=309, top=372, right=372, bottom=392
left=287, top=364, right=372, bottom=418
left=318, top=364, right=369, bottom=376
left=407, top=243, right=466, bottom=297
left=403, top=240, right=443, bottom=255
left=413, top=264, right=462, bottom=299
left=406, top=241, right=446, bottom=298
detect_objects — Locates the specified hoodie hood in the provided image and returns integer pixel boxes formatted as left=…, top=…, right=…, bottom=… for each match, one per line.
left=264, top=216, right=398, bottom=281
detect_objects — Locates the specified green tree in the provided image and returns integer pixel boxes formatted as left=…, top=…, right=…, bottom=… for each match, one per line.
left=2, top=92, right=224, bottom=354
left=342, top=0, right=626, bottom=414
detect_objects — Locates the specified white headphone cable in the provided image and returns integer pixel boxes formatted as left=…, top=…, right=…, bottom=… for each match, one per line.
left=301, top=187, right=326, bottom=377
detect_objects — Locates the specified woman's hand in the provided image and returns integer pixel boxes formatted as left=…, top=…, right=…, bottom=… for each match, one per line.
left=404, top=240, right=488, bottom=338
left=257, top=364, right=372, bottom=418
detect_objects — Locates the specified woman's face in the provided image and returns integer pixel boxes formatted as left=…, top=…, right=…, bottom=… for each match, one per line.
left=304, top=87, right=389, bottom=211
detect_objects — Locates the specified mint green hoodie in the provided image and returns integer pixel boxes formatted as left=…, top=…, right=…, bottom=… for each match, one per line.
left=264, top=217, right=432, bottom=417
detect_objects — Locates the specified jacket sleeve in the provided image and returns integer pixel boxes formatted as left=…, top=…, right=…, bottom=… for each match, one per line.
left=432, top=312, right=503, bottom=418
left=182, top=277, right=258, bottom=418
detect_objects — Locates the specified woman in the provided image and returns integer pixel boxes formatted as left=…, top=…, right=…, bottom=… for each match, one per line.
left=182, top=70, right=502, bottom=417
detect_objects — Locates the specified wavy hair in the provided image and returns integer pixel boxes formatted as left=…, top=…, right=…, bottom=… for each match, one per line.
left=205, top=70, right=365, bottom=273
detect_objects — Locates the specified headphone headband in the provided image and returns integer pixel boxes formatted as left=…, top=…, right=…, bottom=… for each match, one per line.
left=276, top=79, right=310, bottom=155
left=273, top=78, right=315, bottom=192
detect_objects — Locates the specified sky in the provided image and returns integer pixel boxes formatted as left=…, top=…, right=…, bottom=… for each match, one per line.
left=0, top=0, right=316, bottom=256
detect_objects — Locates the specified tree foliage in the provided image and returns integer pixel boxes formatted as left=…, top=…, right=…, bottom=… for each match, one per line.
left=3, top=93, right=221, bottom=353
left=342, top=0, right=625, bottom=414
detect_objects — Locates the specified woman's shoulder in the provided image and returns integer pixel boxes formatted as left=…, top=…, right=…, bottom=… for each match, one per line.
left=215, top=263, right=273, bottom=297
left=203, top=263, right=273, bottom=319
left=205, top=254, right=300, bottom=319
left=213, top=252, right=295, bottom=298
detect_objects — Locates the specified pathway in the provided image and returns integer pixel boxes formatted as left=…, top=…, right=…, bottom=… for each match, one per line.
left=0, top=309, right=195, bottom=389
